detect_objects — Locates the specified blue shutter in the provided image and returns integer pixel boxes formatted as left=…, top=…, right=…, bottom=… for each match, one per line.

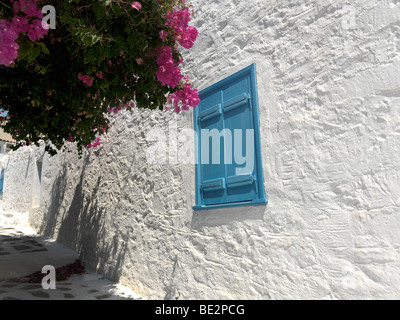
left=194, top=64, right=267, bottom=210
left=222, top=76, right=258, bottom=203
left=197, top=90, right=227, bottom=205
left=0, top=169, right=4, bottom=194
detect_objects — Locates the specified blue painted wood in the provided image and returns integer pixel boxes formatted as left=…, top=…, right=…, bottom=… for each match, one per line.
left=0, top=169, right=4, bottom=195
left=201, top=177, right=225, bottom=191
left=193, top=64, right=268, bottom=210
left=197, top=90, right=227, bottom=205
left=222, top=74, right=257, bottom=203
left=223, top=93, right=248, bottom=112
left=226, top=173, right=254, bottom=188
left=199, top=104, right=222, bottom=122
left=192, top=198, right=268, bottom=211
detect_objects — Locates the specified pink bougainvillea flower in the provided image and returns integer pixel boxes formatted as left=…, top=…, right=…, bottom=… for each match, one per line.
left=0, top=20, right=19, bottom=66
left=165, top=7, right=199, bottom=49
left=131, top=2, right=142, bottom=11
left=159, top=30, right=167, bottom=41
left=13, top=0, right=22, bottom=14
left=27, top=19, right=48, bottom=41
left=97, top=126, right=107, bottom=134
left=178, top=26, right=198, bottom=49
left=78, top=73, right=94, bottom=87
left=125, top=101, right=135, bottom=108
left=85, top=137, right=101, bottom=149
left=85, top=77, right=94, bottom=86
left=155, top=45, right=183, bottom=88
left=22, top=0, right=41, bottom=17
left=96, top=72, right=103, bottom=79
left=11, top=15, right=30, bottom=34
left=167, top=79, right=200, bottom=112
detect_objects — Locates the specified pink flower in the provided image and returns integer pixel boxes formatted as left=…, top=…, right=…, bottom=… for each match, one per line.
left=86, top=78, right=94, bottom=86
left=165, top=7, right=198, bottom=49
left=23, top=0, right=40, bottom=17
left=178, top=26, right=198, bottom=49
left=97, top=126, right=106, bottom=134
left=78, top=74, right=94, bottom=87
left=131, top=2, right=141, bottom=11
left=0, top=20, right=19, bottom=66
left=13, top=0, right=42, bottom=17
left=85, top=137, right=101, bottom=149
left=159, top=30, right=167, bottom=41
left=154, top=45, right=183, bottom=88
left=27, top=19, right=48, bottom=41
left=156, top=64, right=182, bottom=88
left=96, top=72, right=103, bottom=79
left=11, top=15, right=30, bottom=34
left=167, top=80, right=200, bottom=112
left=166, top=8, right=190, bottom=33
left=125, top=101, right=135, bottom=109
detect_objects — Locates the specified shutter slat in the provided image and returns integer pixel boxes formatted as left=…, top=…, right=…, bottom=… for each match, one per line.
left=226, top=173, right=253, bottom=188
left=223, top=93, right=248, bottom=113
left=201, top=177, right=225, bottom=192
left=199, top=104, right=222, bottom=122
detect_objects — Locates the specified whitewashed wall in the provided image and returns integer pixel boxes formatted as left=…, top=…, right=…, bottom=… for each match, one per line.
left=1, top=0, right=400, bottom=299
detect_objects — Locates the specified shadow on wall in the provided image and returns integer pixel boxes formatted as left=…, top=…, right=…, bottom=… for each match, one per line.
left=39, top=153, right=128, bottom=283
left=191, top=204, right=266, bottom=229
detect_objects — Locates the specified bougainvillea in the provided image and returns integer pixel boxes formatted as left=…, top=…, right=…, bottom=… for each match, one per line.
left=0, top=0, right=199, bottom=155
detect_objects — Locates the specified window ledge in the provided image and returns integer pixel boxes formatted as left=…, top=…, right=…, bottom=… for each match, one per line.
left=192, top=198, right=268, bottom=211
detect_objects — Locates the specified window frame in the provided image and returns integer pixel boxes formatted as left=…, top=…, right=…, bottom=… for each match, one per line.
left=193, top=63, right=268, bottom=211
left=0, top=168, right=4, bottom=195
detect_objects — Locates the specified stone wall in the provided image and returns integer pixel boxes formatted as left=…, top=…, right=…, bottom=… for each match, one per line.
left=1, top=0, right=400, bottom=299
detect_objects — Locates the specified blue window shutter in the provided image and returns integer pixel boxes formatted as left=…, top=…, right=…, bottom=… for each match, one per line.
left=222, top=75, right=258, bottom=203
left=197, top=90, right=227, bottom=205
left=0, top=169, right=4, bottom=194
left=194, top=64, right=267, bottom=210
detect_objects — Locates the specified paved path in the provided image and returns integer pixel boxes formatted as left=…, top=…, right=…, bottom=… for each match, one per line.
left=0, top=223, right=143, bottom=300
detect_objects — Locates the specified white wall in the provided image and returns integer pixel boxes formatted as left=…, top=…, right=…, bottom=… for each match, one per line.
left=2, top=0, right=400, bottom=299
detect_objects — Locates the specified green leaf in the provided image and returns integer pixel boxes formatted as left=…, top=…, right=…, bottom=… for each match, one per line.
left=28, top=46, right=41, bottom=63
left=113, top=5, right=122, bottom=18
left=93, top=3, right=104, bottom=20
left=40, top=43, right=50, bottom=55
left=84, top=47, right=99, bottom=64
left=16, top=39, right=33, bottom=61
left=127, top=35, right=136, bottom=50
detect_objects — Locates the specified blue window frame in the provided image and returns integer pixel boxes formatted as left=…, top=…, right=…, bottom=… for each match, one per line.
left=193, top=64, right=267, bottom=210
left=0, top=169, right=4, bottom=195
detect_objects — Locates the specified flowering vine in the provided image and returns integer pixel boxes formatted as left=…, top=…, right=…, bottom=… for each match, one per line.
left=0, top=0, right=199, bottom=155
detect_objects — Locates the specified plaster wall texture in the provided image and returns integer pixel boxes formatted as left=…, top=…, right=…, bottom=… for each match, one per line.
left=1, top=0, right=400, bottom=299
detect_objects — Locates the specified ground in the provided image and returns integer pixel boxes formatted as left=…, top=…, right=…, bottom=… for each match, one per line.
left=0, top=211, right=143, bottom=300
